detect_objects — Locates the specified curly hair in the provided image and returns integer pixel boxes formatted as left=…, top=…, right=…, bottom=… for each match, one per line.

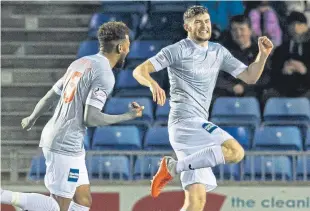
left=183, top=5, right=209, bottom=23
left=97, top=21, right=130, bottom=53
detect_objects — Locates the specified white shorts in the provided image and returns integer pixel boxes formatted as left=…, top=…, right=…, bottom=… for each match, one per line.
left=42, top=148, right=90, bottom=198
left=169, top=117, right=233, bottom=192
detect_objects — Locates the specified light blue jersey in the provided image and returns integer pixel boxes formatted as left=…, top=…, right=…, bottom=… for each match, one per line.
left=149, top=38, right=247, bottom=124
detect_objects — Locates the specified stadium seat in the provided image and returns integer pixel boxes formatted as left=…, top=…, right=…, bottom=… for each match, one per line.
left=263, top=97, right=310, bottom=126
left=28, top=155, right=46, bottom=180
left=296, top=156, right=310, bottom=180
left=253, top=126, right=302, bottom=151
left=244, top=156, right=292, bottom=181
left=86, top=155, right=130, bottom=180
left=88, top=13, right=136, bottom=39
left=210, top=97, right=261, bottom=127
left=126, top=40, right=173, bottom=68
left=104, top=97, right=154, bottom=127
left=213, top=164, right=240, bottom=180
left=92, top=126, right=141, bottom=150
left=76, top=40, right=99, bottom=59
left=144, top=127, right=172, bottom=150
left=306, top=128, right=310, bottom=150
left=154, top=99, right=170, bottom=125
left=133, top=156, right=161, bottom=179
left=114, top=69, right=151, bottom=97
left=221, top=126, right=251, bottom=150
left=150, top=1, right=196, bottom=12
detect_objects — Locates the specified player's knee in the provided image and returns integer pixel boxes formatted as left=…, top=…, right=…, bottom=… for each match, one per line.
left=222, top=139, right=245, bottom=163
left=188, top=194, right=206, bottom=211
left=74, top=194, right=92, bottom=208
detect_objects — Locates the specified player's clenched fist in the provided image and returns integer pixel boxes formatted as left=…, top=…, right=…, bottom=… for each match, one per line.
left=21, top=116, right=36, bottom=131
left=129, top=102, right=144, bottom=117
left=149, top=81, right=166, bottom=106
left=258, top=36, right=274, bottom=56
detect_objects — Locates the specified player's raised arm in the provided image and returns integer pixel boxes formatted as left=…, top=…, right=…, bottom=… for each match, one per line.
left=21, top=77, right=63, bottom=131
left=237, top=36, right=274, bottom=84
left=84, top=102, right=144, bottom=127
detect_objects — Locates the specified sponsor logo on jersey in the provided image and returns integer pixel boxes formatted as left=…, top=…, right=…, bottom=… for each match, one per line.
left=68, top=168, right=79, bottom=182
left=202, top=122, right=218, bottom=133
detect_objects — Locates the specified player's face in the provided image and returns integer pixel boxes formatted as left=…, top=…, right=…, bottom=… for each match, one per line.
left=115, top=35, right=130, bottom=69
left=187, top=13, right=212, bottom=42
left=231, top=22, right=252, bottom=47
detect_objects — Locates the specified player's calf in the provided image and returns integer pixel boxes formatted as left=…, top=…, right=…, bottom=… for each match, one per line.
left=221, top=139, right=245, bottom=164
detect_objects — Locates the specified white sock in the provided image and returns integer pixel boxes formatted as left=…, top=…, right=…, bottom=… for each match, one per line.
left=1, top=189, right=60, bottom=211
left=68, top=201, right=90, bottom=211
left=176, top=145, right=225, bottom=173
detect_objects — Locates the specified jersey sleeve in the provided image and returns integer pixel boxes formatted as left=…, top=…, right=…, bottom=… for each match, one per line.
left=220, top=46, right=248, bottom=78
left=86, top=68, right=114, bottom=110
left=148, top=43, right=182, bottom=71
left=52, top=76, right=64, bottom=95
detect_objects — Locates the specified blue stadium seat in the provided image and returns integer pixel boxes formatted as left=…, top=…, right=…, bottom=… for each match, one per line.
left=155, top=99, right=170, bottom=125
left=86, top=155, right=130, bottom=180
left=29, top=155, right=46, bottom=180
left=253, top=126, right=302, bottom=151
left=150, top=1, right=196, bottom=12
left=88, top=13, right=136, bottom=39
left=133, top=156, right=161, bottom=179
left=144, top=127, right=172, bottom=150
left=213, top=164, right=240, bottom=180
left=211, top=97, right=261, bottom=127
left=306, top=128, right=310, bottom=150
left=221, top=126, right=251, bottom=150
left=264, top=97, right=310, bottom=126
left=104, top=97, right=154, bottom=127
left=114, top=69, right=151, bottom=97
left=76, top=40, right=99, bottom=59
left=127, top=40, right=173, bottom=59
left=296, top=156, right=310, bottom=180
left=244, top=156, right=292, bottom=181
left=92, top=126, right=141, bottom=150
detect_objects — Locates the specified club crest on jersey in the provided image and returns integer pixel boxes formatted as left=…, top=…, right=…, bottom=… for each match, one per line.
left=68, top=168, right=79, bottom=182
left=202, top=122, right=218, bottom=133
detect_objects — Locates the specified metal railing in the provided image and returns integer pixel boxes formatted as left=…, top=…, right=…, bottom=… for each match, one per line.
left=1, top=150, right=310, bottom=184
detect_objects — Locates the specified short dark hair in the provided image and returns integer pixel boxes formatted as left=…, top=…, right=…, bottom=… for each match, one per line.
left=230, top=15, right=252, bottom=28
left=97, top=21, right=130, bottom=53
left=183, top=5, right=209, bottom=23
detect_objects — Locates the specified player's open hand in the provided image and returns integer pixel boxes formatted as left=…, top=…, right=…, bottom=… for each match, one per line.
left=258, top=36, right=274, bottom=57
left=150, top=82, right=166, bottom=106
left=129, top=102, right=144, bottom=118
left=21, top=116, right=36, bottom=131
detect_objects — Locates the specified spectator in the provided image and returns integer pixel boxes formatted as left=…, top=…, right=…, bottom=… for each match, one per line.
left=263, top=11, right=310, bottom=99
left=215, top=15, right=270, bottom=100
left=248, top=1, right=283, bottom=47
left=199, top=1, right=244, bottom=31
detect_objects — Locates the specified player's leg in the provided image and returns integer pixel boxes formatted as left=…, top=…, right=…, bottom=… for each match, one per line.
left=68, top=185, right=92, bottom=211
left=181, top=184, right=206, bottom=211
left=68, top=161, right=92, bottom=211
left=221, top=138, right=245, bottom=163
left=43, top=148, right=85, bottom=211
left=1, top=188, right=60, bottom=211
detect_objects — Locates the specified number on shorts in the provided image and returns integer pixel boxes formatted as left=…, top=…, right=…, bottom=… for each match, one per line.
left=63, top=71, right=83, bottom=103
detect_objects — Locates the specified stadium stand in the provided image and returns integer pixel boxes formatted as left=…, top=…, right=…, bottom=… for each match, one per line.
left=1, top=1, right=309, bottom=185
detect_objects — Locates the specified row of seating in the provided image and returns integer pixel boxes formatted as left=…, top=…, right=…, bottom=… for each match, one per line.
left=85, top=125, right=310, bottom=151
left=100, top=96, right=310, bottom=128
left=29, top=155, right=310, bottom=181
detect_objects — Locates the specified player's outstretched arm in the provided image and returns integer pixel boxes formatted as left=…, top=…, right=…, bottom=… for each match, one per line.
left=21, top=89, right=60, bottom=131
left=84, top=102, right=144, bottom=127
left=133, top=61, right=166, bottom=106
left=237, top=36, right=274, bottom=84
